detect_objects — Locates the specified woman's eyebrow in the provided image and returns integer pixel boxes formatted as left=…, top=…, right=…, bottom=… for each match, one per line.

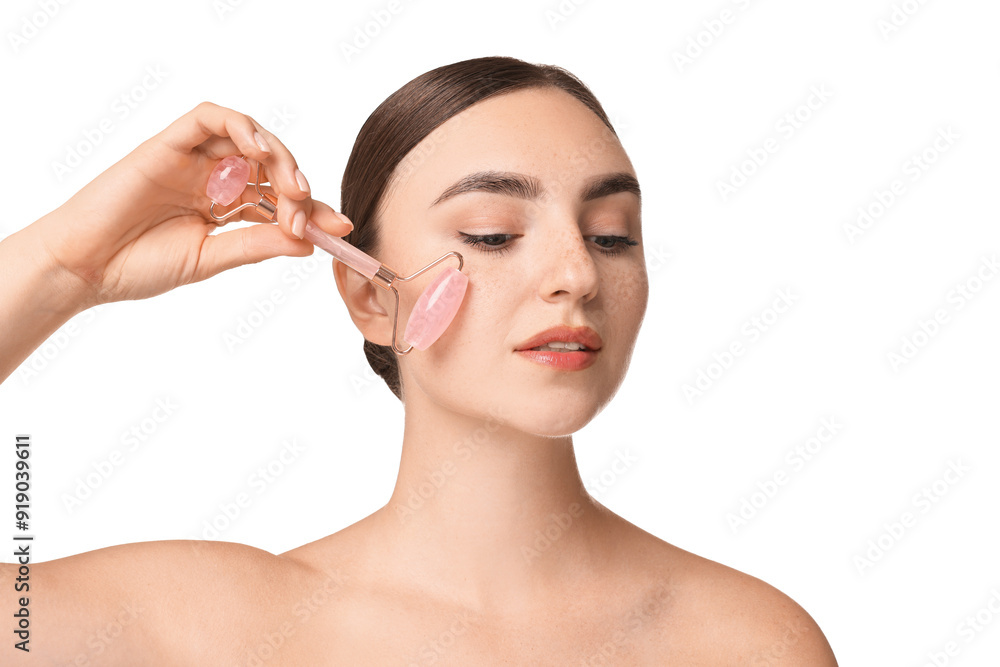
left=581, top=172, right=642, bottom=203
left=429, top=171, right=641, bottom=208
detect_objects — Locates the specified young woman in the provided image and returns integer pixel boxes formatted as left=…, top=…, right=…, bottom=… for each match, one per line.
left=1, top=56, right=837, bottom=665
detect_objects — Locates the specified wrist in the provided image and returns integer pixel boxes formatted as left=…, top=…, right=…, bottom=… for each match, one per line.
left=2, top=220, right=95, bottom=321
left=0, top=221, right=97, bottom=383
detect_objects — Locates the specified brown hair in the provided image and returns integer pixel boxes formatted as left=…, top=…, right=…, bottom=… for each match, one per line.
left=340, top=56, right=618, bottom=401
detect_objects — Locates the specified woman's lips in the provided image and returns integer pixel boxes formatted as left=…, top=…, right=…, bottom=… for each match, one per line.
left=515, top=348, right=598, bottom=371
left=515, top=325, right=603, bottom=352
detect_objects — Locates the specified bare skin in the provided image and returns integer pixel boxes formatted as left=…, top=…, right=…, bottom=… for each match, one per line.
left=1, top=94, right=837, bottom=665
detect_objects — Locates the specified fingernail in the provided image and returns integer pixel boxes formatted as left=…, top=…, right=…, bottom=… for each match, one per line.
left=334, top=211, right=354, bottom=232
left=254, top=131, right=271, bottom=153
left=295, top=169, right=310, bottom=194
left=292, top=210, right=306, bottom=240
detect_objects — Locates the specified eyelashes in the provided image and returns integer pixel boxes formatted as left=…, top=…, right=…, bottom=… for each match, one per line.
left=458, top=232, right=638, bottom=258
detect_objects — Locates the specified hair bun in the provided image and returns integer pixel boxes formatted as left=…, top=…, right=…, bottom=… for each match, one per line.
left=363, top=338, right=402, bottom=400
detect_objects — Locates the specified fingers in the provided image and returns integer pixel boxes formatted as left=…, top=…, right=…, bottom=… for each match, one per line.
left=242, top=119, right=310, bottom=207
left=164, top=102, right=303, bottom=231
left=193, top=224, right=314, bottom=283
left=197, top=199, right=354, bottom=282
left=305, top=198, right=354, bottom=238
left=250, top=162, right=355, bottom=240
left=162, top=101, right=272, bottom=165
left=274, top=192, right=355, bottom=241
left=196, top=135, right=242, bottom=160
left=210, top=166, right=354, bottom=239
left=165, top=102, right=354, bottom=245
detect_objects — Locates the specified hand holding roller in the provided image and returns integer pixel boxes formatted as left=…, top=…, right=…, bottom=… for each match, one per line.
left=206, top=156, right=468, bottom=354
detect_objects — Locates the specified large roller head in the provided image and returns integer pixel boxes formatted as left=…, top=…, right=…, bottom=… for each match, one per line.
left=403, top=267, right=468, bottom=351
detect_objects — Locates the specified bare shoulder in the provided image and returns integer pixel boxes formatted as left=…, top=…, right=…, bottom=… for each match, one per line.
left=653, top=542, right=839, bottom=665
left=1, top=538, right=319, bottom=665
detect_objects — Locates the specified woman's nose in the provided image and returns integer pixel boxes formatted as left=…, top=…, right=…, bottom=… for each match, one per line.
left=535, top=226, right=600, bottom=305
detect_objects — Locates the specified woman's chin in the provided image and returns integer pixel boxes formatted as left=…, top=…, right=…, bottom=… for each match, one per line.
left=495, top=397, right=604, bottom=438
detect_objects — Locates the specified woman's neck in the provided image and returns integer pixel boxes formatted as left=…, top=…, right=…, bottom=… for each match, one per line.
left=370, top=394, right=620, bottom=613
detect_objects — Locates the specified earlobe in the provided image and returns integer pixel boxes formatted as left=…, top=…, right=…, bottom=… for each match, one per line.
left=332, top=261, right=394, bottom=347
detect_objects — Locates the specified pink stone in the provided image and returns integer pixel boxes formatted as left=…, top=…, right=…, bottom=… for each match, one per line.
left=404, top=268, right=468, bottom=351
left=206, top=155, right=251, bottom=206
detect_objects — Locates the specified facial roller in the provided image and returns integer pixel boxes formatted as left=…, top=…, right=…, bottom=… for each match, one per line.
left=205, top=155, right=468, bottom=354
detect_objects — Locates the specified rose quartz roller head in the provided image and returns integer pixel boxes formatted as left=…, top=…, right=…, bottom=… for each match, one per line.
left=206, top=156, right=468, bottom=354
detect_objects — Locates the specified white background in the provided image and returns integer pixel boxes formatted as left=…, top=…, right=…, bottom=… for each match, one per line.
left=2, top=0, right=999, bottom=663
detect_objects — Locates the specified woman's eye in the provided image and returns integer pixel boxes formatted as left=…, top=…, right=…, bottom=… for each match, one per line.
left=587, top=236, right=639, bottom=256
left=458, top=232, right=638, bottom=257
left=458, top=232, right=516, bottom=256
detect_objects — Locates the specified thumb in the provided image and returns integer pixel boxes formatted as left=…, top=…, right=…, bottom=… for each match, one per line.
left=193, top=224, right=313, bottom=282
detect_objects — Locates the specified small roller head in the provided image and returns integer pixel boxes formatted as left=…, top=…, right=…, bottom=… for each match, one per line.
left=206, top=156, right=251, bottom=206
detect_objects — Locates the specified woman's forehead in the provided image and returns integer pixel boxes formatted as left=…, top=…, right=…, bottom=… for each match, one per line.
left=389, top=88, right=634, bottom=210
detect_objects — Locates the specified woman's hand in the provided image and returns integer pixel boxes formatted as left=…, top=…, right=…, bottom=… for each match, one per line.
left=30, top=101, right=352, bottom=307
left=0, top=101, right=352, bottom=384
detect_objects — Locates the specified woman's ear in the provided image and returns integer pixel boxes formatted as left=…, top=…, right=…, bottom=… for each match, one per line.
left=332, top=261, right=395, bottom=347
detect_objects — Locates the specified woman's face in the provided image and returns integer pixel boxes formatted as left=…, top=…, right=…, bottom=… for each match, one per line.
left=375, top=86, right=648, bottom=436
